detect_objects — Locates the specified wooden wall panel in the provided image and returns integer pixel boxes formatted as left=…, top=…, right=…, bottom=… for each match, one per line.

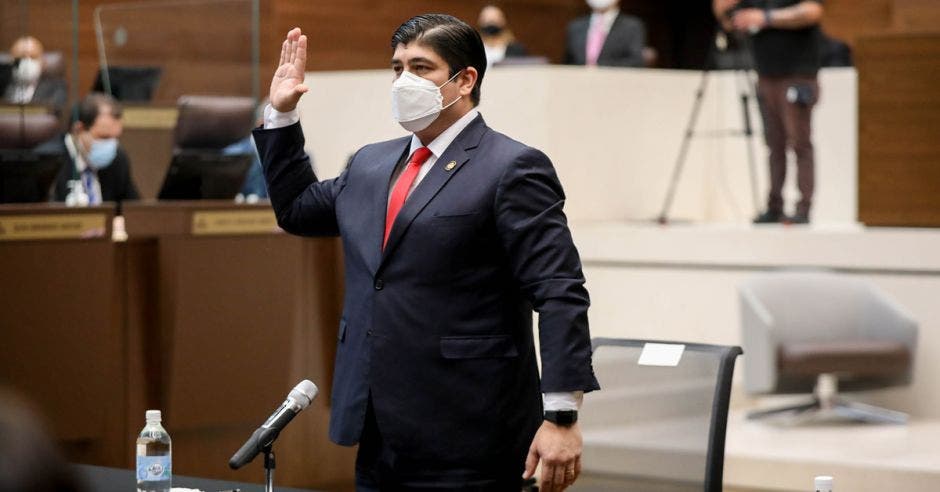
left=857, top=33, right=940, bottom=227
left=5, top=0, right=937, bottom=100
left=822, top=0, right=894, bottom=46
left=893, top=0, right=940, bottom=32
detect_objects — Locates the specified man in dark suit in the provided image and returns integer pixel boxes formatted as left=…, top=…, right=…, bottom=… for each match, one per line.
left=254, top=14, right=599, bottom=491
left=47, top=93, right=138, bottom=204
left=564, top=0, right=646, bottom=67
left=3, top=36, right=67, bottom=111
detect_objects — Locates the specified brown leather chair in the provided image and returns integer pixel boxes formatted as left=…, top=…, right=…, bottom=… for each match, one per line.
left=739, top=270, right=918, bottom=424
left=173, top=95, right=256, bottom=151
left=0, top=112, right=60, bottom=149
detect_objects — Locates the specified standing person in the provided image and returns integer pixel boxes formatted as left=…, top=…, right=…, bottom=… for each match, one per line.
left=477, top=4, right=528, bottom=69
left=48, top=93, right=139, bottom=205
left=564, top=0, right=646, bottom=67
left=714, top=0, right=824, bottom=224
left=255, top=15, right=598, bottom=491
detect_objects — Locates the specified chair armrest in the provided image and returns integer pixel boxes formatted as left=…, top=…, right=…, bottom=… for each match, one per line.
left=739, top=286, right=778, bottom=393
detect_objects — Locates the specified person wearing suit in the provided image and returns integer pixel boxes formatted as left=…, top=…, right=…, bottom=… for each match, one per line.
left=254, top=15, right=599, bottom=491
left=46, top=93, right=139, bottom=204
left=3, top=36, right=67, bottom=111
left=564, top=0, right=646, bottom=67
left=477, top=5, right=529, bottom=69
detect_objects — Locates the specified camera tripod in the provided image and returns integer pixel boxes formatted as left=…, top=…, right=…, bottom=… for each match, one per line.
left=656, top=29, right=761, bottom=224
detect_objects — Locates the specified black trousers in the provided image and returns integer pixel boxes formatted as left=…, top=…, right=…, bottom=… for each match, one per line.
left=355, top=398, right=522, bottom=491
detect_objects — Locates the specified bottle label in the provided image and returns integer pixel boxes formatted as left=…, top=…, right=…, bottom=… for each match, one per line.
left=136, top=455, right=171, bottom=481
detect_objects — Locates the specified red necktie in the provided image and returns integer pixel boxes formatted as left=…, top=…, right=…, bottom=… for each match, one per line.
left=383, top=146, right=432, bottom=249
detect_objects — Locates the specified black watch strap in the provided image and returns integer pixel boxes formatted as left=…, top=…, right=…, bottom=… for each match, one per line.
left=544, top=410, right=578, bottom=427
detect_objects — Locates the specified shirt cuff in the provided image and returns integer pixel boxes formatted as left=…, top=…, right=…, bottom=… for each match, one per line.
left=542, top=391, right=583, bottom=411
left=263, top=104, right=300, bottom=129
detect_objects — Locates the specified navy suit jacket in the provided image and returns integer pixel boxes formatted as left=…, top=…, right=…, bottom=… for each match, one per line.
left=253, top=114, right=599, bottom=479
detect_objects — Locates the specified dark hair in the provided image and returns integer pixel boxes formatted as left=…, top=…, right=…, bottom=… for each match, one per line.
left=391, top=14, right=486, bottom=106
left=72, top=92, right=123, bottom=129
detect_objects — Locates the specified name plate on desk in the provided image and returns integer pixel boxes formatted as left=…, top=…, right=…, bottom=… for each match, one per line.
left=0, top=213, right=107, bottom=241
left=191, top=210, right=280, bottom=235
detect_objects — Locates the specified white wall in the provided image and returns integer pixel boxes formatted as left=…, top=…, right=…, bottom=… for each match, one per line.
left=298, top=65, right=857, bottom=224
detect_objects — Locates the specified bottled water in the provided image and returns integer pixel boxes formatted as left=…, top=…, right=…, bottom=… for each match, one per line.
left=136, top=410, right=171, bottom=492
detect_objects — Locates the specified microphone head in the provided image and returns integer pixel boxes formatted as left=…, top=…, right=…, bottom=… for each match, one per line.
left=288, top=379, right=318, bottom=410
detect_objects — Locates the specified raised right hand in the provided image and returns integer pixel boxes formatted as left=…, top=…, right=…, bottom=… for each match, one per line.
left=270, top=28, right=309, bottom=113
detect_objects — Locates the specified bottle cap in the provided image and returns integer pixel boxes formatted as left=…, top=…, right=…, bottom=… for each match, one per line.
left=146, top=410, right=162, bottom=422
left=815, top=476, right=833, bottom=490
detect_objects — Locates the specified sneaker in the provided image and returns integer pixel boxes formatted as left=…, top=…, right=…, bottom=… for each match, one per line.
left=753, top=210, right=784, bottom=224
left=786, top=213, right=810, bottom=224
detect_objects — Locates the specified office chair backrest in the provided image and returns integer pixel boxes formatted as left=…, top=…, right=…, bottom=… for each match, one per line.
left=740, top=271, right=878, bottom=343
left=173, top=95, right=255, bottom=151
left=0, top=113, right=60, bottom=149
left=581, top=338, right=741, bottom=492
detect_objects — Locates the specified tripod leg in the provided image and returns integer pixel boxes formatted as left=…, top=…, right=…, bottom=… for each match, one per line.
left=658, top=70, right=710, bottom=224
left=734, top=69, right=761, bottom=215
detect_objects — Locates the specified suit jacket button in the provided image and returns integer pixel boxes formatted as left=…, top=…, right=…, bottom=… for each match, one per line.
left=374, top=279, right=384, bottom=290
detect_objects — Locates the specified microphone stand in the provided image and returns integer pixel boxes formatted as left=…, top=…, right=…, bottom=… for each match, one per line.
left=263, top=445, right=275, bottom=492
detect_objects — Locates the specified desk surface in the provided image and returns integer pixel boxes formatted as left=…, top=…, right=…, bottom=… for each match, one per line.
left=75, top=464, right=316, bottom=492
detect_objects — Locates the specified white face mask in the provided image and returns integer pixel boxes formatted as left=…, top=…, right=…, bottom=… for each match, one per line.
left=586, top=0, right=617, bottom=11
left=14, top=57, right=42, bottom=85
left=391, top=70, right=461, bottom=133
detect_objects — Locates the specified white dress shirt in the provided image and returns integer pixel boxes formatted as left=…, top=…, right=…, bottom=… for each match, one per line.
left=63, top=134, right=102, bottom=206
left=263, top=105, right=583, bottom=412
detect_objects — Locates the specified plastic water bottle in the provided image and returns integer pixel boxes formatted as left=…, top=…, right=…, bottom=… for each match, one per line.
left=136, top=410, right=171, bottom=492
left=815, top=475, right=833, bottom=492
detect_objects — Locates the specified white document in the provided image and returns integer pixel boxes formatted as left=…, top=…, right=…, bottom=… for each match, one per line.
left=638, top=343, right=685, bottom=367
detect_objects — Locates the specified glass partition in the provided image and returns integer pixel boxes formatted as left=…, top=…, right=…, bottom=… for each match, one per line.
left=93, top=0, right=260, bottom=105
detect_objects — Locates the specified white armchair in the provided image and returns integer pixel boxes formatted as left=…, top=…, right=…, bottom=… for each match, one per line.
left=738, top=270, right=917, bottom=423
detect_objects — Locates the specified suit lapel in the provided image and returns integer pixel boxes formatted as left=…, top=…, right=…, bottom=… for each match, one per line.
left=574, top=19, right=589, bottom=64
left=379, top=115, right=487, bottom=267
left=598, top=14, right=623, bottom=63
left=365, top=138, right=410, bottom=275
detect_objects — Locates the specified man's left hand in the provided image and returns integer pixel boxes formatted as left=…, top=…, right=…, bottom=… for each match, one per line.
left=522, top=421, right=583, bottom=492
left=732, top=8, right=768, bottom=32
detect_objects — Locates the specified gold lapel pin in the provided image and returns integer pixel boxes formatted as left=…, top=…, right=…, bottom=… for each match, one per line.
left=444, top=161, right=457, bottom=171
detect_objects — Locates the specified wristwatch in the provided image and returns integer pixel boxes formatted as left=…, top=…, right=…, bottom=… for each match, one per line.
left=544, top=410, right=578, bottom=427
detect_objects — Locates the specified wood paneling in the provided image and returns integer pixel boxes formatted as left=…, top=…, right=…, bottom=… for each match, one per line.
left=893, top=0, right=940, bottom=32
left=5, top=0, right=938, bottom=99
left=857, top=33, right=940, bottom=227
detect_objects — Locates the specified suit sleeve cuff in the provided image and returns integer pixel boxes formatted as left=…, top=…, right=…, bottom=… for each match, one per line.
left=264, top=104, right=300, bottom=129
left=542, top=391, right=583, bottom=411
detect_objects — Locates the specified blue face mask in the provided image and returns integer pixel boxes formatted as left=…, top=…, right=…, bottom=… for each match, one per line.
left=86, top=137, right=118, bottom=170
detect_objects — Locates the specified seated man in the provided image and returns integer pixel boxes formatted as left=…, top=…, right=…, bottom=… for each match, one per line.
left=477, top=4, right=529, bottom=69
left=564, top=0, right=646, bottom=67
left=3, top=36, right=67, bottom=110
left=45, top=93, right=139, bottom=204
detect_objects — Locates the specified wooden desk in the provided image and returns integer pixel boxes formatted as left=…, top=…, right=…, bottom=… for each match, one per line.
left=121, top=200, right=353, bottom=488
left=0, top=204, right=125, bottom=467
left=0, top=201, right=354, bottom=489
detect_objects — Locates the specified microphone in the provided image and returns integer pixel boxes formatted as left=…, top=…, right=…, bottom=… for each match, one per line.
left=228, top=379, right=318, bottom=469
